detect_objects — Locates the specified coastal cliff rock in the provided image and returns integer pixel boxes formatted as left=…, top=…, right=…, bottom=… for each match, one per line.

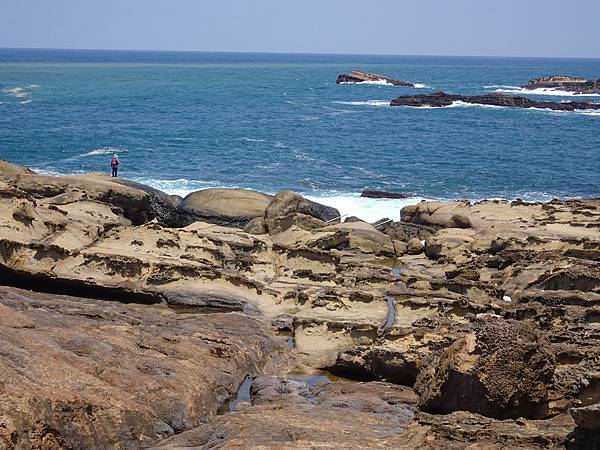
left=336, top=69, right=415, bottom=87
left=523, top=75, right=600, bottom=94
left=1, top=163, right=600, bottom=448
left=390, top=91, right=600, bottom=111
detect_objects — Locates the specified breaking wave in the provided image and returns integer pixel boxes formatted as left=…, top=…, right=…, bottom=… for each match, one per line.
left=80, top=147, right=126, bottom=157
left=485, top=85, right=600, bottom=97
left=333, top=100, right=390, bottom=107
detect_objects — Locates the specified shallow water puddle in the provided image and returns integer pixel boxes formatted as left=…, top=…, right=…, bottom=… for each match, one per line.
left=219, top=375, right=253, bottom=415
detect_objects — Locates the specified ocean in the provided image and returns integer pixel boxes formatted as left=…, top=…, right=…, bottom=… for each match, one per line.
left=1, top=49, right=599, bottom=221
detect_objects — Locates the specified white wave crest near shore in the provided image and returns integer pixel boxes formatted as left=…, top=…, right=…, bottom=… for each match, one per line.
left=305, top=194, right=424, bottom=223
left=414, top=83, right=429, bottom=89
left=485, top=85, right=600, bottom=97
left=81, top=147, right=126, bottom=157
left=333, top=100, right=390, bottom=107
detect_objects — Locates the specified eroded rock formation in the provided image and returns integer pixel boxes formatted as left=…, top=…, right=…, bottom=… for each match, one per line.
left=1, top=162, right=599, bottom=448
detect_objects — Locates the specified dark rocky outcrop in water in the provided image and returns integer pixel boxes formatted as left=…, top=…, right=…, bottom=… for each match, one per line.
left=336, top=70, right=415, bottom=87
left=361, top=189, right=410, bottom=199
left=390, top=91, right=600, bottom=111
left=523, top=75, right=600, bottom=94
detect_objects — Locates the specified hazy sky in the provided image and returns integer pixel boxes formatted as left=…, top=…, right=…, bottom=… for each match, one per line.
left=1, top=0, right=599, bottom=58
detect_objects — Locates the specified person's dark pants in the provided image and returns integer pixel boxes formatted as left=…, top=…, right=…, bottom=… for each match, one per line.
left=112, top=167, right=118, bottom=177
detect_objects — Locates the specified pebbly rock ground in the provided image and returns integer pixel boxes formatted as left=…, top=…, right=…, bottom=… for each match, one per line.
left=0, top=161, right=599, bottom=448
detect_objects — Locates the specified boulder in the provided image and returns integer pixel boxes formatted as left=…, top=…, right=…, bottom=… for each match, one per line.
left=401, top=202, right=473, bottom=229
left=415, top=319, right=556, bottom=419
left=178, top=188, right=272, bottom=227
left=243, top=217, right=268, bottom=235
left=263, top=191, right=339, bottom=234
left=406, top=238, right=424, bottom=255
left=361, top=189, right=410, bottom=199
left=320, top=221, right=395, bottom=257
left=570, top=403, right=600, bottom=431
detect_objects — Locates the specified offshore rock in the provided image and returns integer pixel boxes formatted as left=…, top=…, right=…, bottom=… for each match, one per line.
left=523, top=75, right=600, bottom=94
left=361, top=189, right=410, bottom=199
left=390, top=91, right=600, bottom=111
left=336, top=69, right=415, bottom=87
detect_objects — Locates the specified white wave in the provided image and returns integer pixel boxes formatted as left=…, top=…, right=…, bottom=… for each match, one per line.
left=333, top=100, right=390, bottom=107
left=20, top=100, right=32, bottom=104
left=80, top=146, right=126, bottom=157
left=26, top=84, right=40, bottom=89
left=579, top=111, right=600, bottom=116
left=488, top=85, right=600, bottom=97
left=130, top=177, right=231, bottom=198
left=241, top=137, right=266, bottom=143
left=414, top=83, right=429, bottom=89
left=447, top=101, right=505, bottom=109
left=273, top=141, right=289, bottom=149
left=340, top=79, right=393, bottom=86
left=3, top=87, right=29, bottom=98
left=304, top=193, right=424, bottom=223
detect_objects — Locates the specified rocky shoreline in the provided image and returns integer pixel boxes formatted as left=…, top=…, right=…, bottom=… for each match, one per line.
left=390, top=91, right=600, bottom=111
left=523, top=75, right=600, bottom=95
left=1, top=160, right=599, bottom=448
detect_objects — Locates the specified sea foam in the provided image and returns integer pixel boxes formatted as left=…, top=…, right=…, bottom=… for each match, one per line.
left=333, top=100, right=390, bottom=107
left=485, top=85, right=600, bottom=97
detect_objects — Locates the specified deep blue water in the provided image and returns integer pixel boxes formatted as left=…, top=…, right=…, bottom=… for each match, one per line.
left=1, top=49, right=599, bottom=219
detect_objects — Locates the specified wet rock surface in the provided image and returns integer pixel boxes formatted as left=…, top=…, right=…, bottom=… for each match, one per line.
left=1, top=165, right=600, bottom=448
left=390, top=91, right=600, bottom=111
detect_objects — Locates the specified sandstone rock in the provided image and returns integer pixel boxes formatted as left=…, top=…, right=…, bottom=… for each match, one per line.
left=570, top=403, right=600, bottom=431
left=401, top=201, right=474, bottom=229
left=415, top=319, right=556, bottom=419
left=154, top=378, right=417, bottom=449
left=178, top=188, right=272, bottom=227
left=322, top=221, right=395, bottom=256
left=0, top=160, right=34, bottom=174
left=243, top=216, right=268, bottom=235
left=264, top=191, right=339, bottom=234
left=0, top=286, right=286, bottom=449
left=393, top=240, right=408, bottom=256
left=406, top=238, right=424, bottom=255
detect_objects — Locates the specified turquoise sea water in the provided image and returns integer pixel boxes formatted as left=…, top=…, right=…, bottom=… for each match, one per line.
left=1, top=49, right=599, bottom=220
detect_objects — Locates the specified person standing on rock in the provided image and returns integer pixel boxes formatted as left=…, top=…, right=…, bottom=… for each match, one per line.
left=110, top=153, right=120, bottom=177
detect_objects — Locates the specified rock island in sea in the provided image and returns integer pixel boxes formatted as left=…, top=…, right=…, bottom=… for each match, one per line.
left=0, top=159, right=599, bottom=448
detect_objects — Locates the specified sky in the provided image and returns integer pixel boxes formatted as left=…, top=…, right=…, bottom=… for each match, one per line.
left=1, top=0, right=599, bottom=58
